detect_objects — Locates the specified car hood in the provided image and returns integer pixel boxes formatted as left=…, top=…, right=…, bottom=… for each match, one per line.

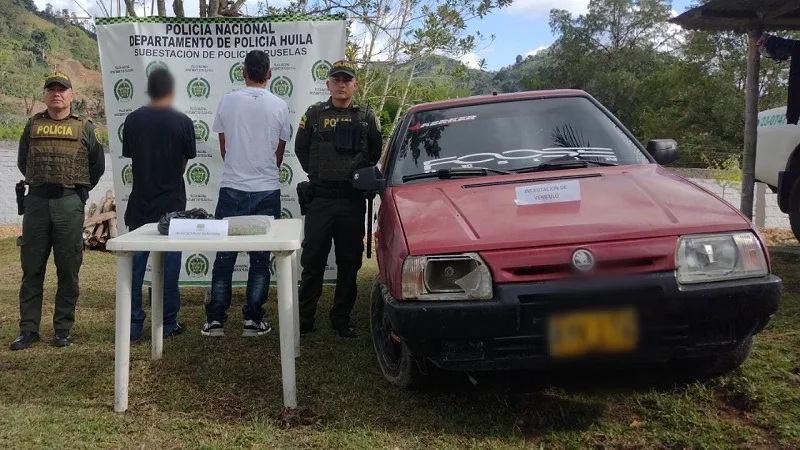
left=392, top=164, right=752, bottom=255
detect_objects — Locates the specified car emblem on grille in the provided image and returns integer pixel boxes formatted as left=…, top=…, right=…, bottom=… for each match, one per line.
left=571, top=249, right=595, bottom=271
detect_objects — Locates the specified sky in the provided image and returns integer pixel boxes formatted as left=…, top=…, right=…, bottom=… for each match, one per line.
left=459, top=0, right=696, bottom=70
left=35, top=0, right=696, bottom=71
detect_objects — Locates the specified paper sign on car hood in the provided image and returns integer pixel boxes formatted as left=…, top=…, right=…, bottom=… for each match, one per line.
left=515, top=180, right=580, bottom=205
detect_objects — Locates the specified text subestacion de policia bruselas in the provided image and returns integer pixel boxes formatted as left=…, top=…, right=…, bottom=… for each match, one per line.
left=128, top=23, right=313, bottom=59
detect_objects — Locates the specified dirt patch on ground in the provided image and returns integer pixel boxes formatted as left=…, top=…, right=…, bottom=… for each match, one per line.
left=760, top=228, right=798, bottom=246
left=0, top=225, right=20, bottom=239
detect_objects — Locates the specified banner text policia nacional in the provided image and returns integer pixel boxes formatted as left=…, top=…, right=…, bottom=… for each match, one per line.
left=96, top=15, right=347, bottom=286
left=130, top=23, right=314, bottom=59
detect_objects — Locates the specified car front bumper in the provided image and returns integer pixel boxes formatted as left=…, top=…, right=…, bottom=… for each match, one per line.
left=383, top=273, right=782, bottom=371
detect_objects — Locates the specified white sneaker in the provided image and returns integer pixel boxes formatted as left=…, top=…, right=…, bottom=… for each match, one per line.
left=242, top=319, right=271, bottom=337
left=201, top=320, right=224, bottom=336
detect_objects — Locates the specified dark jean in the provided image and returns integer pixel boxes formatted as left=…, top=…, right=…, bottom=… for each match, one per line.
left=131, top=250, right=182, bottom=340
left=205, top=187, right=281, bottom=324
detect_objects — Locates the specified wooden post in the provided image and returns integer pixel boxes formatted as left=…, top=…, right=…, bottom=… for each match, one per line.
left=755, top=182, right=766, bottom=228
left=741, top=29, right=762, bottom=220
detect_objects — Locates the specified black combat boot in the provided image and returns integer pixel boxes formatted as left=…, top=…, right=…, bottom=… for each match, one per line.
left=334, top=324, right=357, bottom=338
left=9, top=332, right=40, bottom=351
left=53, top=330, right=72, bottom=348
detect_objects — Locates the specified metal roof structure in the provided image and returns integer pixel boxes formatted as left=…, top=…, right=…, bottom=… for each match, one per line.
left=670, top=1, right=800, bottom=220
left=670, top=0, right=800, bottom=32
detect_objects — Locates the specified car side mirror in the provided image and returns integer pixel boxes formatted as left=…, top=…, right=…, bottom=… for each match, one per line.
left=647, top=139, right=678, bottom=165
left=352, top=166, right=385, bottom=192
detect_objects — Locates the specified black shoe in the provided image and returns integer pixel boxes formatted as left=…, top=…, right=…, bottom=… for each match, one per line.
left=166, top=323, right=185, bottom=339
left=53, top=330, right=71, bottom=348
left=300, top=322, right=315, bottom=335
left=334, top=325, right=357, bottom=338
left=9, top=332, right=39, bottom=351
left=201, top=320, right=224, bottom=337
left=242, top=320, right=271, bottom=337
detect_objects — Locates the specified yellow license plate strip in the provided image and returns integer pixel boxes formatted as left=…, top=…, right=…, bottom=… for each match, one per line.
left=547, top=308, right=638, bottom=358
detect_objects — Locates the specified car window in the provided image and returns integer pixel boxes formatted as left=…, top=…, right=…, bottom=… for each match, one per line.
left=390, top=96, right=650, bottom=184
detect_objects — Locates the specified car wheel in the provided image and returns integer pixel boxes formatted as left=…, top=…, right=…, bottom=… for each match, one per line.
left=681, top=336, right=754, bottom=379
left=369, top=280, right=429, bottom=388
left=789, top=178, right=800, bottom=241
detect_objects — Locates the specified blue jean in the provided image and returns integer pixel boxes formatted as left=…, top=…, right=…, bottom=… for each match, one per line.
left=131, top=251, right=182, bottom=340
left=205, top=187, right=281, bottom=324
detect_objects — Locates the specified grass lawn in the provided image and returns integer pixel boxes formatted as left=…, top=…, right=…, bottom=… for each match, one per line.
left=0, top=237, right=798, bottom=449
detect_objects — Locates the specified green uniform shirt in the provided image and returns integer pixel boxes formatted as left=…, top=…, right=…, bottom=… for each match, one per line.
left=295, top=98, right=383, bottom=175
left=17, top=111, right=106, bottom=189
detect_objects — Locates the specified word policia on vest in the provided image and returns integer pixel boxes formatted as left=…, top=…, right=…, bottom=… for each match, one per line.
left=33, top=124, right=78, bottom=137
left=322, top=116, right=352, bottom=129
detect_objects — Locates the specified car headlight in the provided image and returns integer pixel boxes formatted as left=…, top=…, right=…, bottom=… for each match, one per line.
left=676, top=232, right=768, bottom=284
left=402, top=253, right=493, bottom=300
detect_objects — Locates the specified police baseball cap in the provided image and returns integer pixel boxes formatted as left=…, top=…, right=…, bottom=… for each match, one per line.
left=328, top=60, right=357, bottom=78
left=44, top=72, right=72, bottom=89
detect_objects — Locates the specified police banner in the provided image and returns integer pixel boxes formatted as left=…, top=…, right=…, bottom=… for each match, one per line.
left=95, top=15, right=347, bottom=286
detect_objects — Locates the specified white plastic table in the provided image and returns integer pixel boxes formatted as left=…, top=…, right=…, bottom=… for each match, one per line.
left=105, top=220, right=303, bottom=413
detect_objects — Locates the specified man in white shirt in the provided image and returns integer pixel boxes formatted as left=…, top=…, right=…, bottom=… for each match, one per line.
left=201, top=50, right=290, bottom=337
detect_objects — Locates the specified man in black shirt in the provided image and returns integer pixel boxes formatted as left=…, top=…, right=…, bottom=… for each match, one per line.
left=122, top=68, right=196, bottom=341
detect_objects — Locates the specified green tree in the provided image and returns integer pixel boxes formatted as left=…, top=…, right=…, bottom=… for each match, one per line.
left=538, top=0, right=675, bottom=126
left=30, top=29, right=51, bottom=62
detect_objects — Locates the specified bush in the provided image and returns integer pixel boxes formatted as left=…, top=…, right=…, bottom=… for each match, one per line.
left=702, top=152, right=742, bottom=198
left=0, top=122, right=25, bottom=140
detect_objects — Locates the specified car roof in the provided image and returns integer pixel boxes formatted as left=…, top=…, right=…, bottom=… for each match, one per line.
left=405, top=89, right=590, bottom=114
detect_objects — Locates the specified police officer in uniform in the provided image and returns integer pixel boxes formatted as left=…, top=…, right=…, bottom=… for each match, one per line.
left=295, top=60, right=382, bottom=338
left=9, top=72, right=105, bottom=350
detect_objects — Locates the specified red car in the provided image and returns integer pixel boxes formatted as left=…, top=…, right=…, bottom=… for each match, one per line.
left=352, top=90, right=781, bottom=387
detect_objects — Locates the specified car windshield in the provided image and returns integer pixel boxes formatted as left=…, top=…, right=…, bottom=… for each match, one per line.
left=390, top=96, right=651, bottom=184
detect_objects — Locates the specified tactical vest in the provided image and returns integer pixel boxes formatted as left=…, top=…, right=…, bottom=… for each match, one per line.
left=25, top=113, right=90, bottom=188
left=308, top=103, right=369, bottom=182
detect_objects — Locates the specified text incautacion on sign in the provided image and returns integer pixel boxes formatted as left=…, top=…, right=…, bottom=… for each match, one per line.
left=515, top=180, right=581, bottom=206
left=169, top=219, right=229, bottom=240
left=97, top=16, right=346, bottom=286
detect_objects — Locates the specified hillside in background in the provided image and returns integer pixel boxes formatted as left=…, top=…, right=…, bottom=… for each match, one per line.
left=391, top=53, right=546, bottom=97
left=0, top=0, right=103, bottom=131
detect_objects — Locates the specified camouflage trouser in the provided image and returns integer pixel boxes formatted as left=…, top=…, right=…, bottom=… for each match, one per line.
left=18, top=193, right=84, bottom=333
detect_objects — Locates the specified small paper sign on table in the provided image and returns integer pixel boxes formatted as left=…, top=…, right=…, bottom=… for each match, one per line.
left=168, top=219, right=229, bottom=240
left=515, top=180, right=581, bottom=206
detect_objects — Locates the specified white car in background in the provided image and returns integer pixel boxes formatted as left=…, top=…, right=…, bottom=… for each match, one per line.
left=756, top=106, right=800, bottom=238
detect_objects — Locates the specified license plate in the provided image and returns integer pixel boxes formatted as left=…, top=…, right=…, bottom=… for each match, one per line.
left=547, top=308, right=638, bottom=358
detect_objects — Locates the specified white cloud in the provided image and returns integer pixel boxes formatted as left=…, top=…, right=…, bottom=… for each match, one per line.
left=654, top=9, right=687, bottom=53
left=509, top=0, right=589, bottom=19
left=459, top=52, right=481, bottom=69
left=526, top=46, right=547, bottom=57
left=349, top=20, right=395, bottom=62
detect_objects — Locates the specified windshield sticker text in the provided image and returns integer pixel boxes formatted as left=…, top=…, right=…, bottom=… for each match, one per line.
left=423, top=148, right=617, bottom=172
left=409, top=115, right=477, bottom=132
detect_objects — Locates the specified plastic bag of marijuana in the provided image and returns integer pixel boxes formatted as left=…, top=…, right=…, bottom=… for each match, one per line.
left=226, top=215, right=272, bottom=236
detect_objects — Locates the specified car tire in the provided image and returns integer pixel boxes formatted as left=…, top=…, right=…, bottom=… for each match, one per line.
left=789, top=177, right=800, bottom=241
left=682, top=336, right=754, bottom=379
left=369, top=279, right=430, bottom=388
